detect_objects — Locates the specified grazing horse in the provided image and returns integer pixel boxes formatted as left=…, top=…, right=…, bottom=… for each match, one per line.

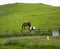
left=22, top=22, right=31, bottom=29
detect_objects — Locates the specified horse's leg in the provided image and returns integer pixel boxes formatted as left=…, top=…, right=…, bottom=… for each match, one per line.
left=29, top=25, right=31, bottom=29
left=29, top=26, right=30, bottom=29
left=22, top=25, right=23, bottom=30
left=29, top=24, right=31, bottom=32
left=22, top=25, right=25, bottom=29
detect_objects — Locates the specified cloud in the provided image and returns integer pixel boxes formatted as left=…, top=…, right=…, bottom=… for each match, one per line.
left=0, top=0, right=60, bottom=6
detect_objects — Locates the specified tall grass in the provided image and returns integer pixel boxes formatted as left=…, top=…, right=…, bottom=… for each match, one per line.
left=0, top=36, right=60, bottom=49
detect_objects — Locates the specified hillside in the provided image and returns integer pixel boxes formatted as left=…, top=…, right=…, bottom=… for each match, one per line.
left=0, top=3, right=60, bottom=31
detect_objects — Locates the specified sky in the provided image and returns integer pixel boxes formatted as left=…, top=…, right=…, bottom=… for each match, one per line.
left=0, top=0, right=60, bottom=6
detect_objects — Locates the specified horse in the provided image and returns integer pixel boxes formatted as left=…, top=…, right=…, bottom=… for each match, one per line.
left=22, top=22, right=31, bottom=29
left=30, top=26, right=35, bottom=31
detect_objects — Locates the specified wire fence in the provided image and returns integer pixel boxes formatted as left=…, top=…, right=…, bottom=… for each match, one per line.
left=0, top=28, right=60, bottom=37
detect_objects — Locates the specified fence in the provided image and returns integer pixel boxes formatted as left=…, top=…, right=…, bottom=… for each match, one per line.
left=0, top=28, right=60, bottom=37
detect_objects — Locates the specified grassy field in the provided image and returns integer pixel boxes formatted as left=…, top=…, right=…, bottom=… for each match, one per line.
left=0, top=3, right=60, bottom=31
left=0, top=3, right=60, bottom=49
left=0, top=36, right=60, bottom=49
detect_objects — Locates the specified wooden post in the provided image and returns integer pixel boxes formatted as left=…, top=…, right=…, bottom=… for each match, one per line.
left=6, top=30, right=8, bottom=36
left=59, top=28, right=60, bottom=35
left=48, top=28, right=51, bottom=33
left=38, top=29, right=40, bottom=32
left=13, top=30, right=16, bottom=37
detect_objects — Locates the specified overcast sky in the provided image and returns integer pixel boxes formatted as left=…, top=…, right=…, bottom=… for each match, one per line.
left=0, top=0, right=60, bottom=6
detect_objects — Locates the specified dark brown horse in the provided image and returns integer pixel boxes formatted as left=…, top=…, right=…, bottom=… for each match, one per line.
left=22, top=22, right=31, bottom=29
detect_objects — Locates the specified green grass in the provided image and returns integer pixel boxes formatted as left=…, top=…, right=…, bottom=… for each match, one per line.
left=0, top=3, right=60, bottom=31
left=0, top=36, right=60, bottom=49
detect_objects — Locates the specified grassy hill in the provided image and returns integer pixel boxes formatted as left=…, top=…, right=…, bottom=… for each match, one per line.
left=0, top=3, right=60, bottom=31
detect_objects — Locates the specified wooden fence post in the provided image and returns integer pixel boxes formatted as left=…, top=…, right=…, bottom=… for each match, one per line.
left=13, top=30, right=16, bottom=37
left=6, top=30, right=8, bottom=36
left=59, top=28, right=60, bottom=35
left=48, top=28, right=51, bottom=33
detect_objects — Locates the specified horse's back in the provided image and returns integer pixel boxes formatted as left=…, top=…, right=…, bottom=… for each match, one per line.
left=23, top=22, right=31, bottom=26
